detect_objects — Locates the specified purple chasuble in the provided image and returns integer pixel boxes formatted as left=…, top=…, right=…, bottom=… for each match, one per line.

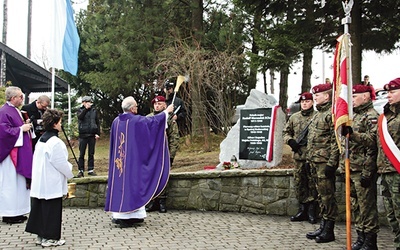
left=0, top=103, right=33, bottom=178
left=105, top=111, right=170, bottom=213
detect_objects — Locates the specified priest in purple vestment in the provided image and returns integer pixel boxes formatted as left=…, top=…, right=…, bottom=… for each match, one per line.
left=105, top=96, right=173, bottom=228
left=0, top=86, right=33, bottom=224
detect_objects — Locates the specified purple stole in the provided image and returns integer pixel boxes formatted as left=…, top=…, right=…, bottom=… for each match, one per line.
left=105, top=112, right=170, bottom=213
left=0, top=103, right=33, bottom=178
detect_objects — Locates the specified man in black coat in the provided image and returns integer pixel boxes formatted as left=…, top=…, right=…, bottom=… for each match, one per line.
left=76, top=96, right=100, bottom=177
left=21, top=95, right=50, bottom=150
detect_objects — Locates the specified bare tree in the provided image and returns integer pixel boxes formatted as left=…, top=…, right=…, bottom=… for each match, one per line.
left=27, top=0, right=32, bottom=59
left=1, top=0, right=8, bottom=87
left=156, top=40, right=244, bottom=151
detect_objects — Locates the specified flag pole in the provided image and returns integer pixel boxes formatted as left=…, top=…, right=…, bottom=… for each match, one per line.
left=341, top=1, right=354, bottom=249
left=50, top=0, right=56, bottom=109
left=68, top=83, right=71, bottom=137
left=51, top=67, right=55, bottom=109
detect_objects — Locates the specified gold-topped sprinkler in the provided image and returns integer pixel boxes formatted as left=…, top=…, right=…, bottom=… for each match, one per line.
left=66, top=183, right=77, bottom=199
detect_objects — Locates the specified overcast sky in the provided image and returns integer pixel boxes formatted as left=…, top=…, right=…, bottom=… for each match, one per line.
left=0, top=0, right=88, bottom=68
left=1, top=0, right=398, bottom=103
left=257, top=48, right=400, bottom=104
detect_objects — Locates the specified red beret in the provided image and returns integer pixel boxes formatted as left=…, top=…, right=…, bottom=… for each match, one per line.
left=384, top=78, right=400, bottom=91
left=353, top=84, right=376, bottom=100
left=151, top=95, right=166, bottom=104
left=298, top=92, right=313, bottom=102
left=312, top=83, right=332, bottom=94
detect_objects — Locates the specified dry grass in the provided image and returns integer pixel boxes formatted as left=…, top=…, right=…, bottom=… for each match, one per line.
left=61, top=133, right=294, bottom=176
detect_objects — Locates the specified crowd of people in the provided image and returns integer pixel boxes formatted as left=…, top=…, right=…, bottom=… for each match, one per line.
left=0, top=78, right=184, bottom=245
left=283, top=77, right=400, bottom=250
left=0, top=87, right=72, bottom=247
left=0, top=75, right=399, bottom=249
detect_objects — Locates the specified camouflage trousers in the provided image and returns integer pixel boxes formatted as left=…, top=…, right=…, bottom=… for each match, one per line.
left=381, top=172, right=400, bottom=248
left=309, top=161, right=338, bottom=221
left=294, top=160, right=317, bottom=203
left=350, top=172, right=379, bottom=233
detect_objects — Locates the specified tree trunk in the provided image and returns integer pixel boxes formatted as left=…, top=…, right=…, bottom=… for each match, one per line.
left=248, top=8, right=261, bottom=92
left=279, top=67, right=289, bottom=113
left=301, top=47, right=312, bottom=93
left=190, top=72, right=210, bottom=151
left=189, top=0, right=210, bottom=150
left=27, top=0, right=32, bottom=59
left=191, top=0, right=203, bottom=46
left=350, top=0, right=362, bottom=85
left=2, top=0, right=7, bottom=43
left=270, top=70, right=275, bottom=94
left=301, top=0, right=314, bottom=93
left=263, top=70, right=267, bottom=94
left=1, top=0, right=8, bottom=87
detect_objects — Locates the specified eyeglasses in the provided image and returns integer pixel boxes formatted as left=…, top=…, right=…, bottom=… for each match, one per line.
left=14, top=95, right=23, bottom=99
left=39, top=103, right=49, bottom=109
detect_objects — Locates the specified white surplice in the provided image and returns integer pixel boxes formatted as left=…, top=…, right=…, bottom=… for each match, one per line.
left=0, top=156, right=30, bottom=216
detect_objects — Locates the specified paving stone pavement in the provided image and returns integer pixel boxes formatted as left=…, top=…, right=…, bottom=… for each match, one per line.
left=0, top=208, right=396, bottom=249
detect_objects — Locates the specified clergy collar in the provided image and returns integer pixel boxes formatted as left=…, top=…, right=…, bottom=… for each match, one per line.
left=6, top=101, right=16, bottom=108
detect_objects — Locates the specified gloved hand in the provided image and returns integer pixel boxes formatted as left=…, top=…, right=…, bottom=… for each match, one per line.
left=341, top=126, right=353, bottom=136
left=324, top=165, right=336, bottom=178
left=360, top=175, right=372, bottom=188
left=288, top=139, right=300, bottom=153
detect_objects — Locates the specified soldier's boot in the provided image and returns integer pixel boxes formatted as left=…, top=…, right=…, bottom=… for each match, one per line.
left=306, top=218, right=325, bottom=239
left=145, top=199, right=159, bottom=212
left=359, top=232, right=377, bottom=250
left=308, top=201, right=317, bottom=224
left=351, top=230, right=365, bottom=250
left=159, top=198, right=167, bottom=213
left=315, top=220, right=335, bottom=243
left=290, top=203, right=308, bottom=222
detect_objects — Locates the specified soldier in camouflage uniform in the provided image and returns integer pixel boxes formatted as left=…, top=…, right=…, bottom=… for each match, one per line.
left=147, top=96, right=180, bottom=165
left=377, top=78, right=400, bottom=250
left=283, top=92, right=318, bottom=224
left=340, top=85, right=379, bottom=250
left=146, top=95, right=180, bottom=213
left=305, top=83, right=340, bottom=243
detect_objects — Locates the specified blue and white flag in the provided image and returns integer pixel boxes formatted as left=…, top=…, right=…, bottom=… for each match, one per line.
left=51, top=0, right=80, bottom=76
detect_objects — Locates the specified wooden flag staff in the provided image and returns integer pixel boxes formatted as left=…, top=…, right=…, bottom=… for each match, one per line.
left=341, top=1, right=354, bottom=249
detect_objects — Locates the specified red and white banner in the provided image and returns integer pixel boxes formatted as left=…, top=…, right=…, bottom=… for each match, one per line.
left=266, top=105, right=279, bottom=162
left=332, top=34, right=352, bottom=151
left=378, top=114, right=400, bottom=173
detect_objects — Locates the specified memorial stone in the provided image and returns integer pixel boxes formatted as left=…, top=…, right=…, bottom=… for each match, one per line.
left=219, top=89, right=285, bottom=169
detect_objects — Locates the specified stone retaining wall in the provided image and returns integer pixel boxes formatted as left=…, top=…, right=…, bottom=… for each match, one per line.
left=64, top=169, right=388, bottom=225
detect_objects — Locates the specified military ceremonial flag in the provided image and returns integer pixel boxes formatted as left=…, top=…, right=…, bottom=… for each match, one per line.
left=333, top=31, right=354, bottom=250
left=332, top=34, right=353, bottom=151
